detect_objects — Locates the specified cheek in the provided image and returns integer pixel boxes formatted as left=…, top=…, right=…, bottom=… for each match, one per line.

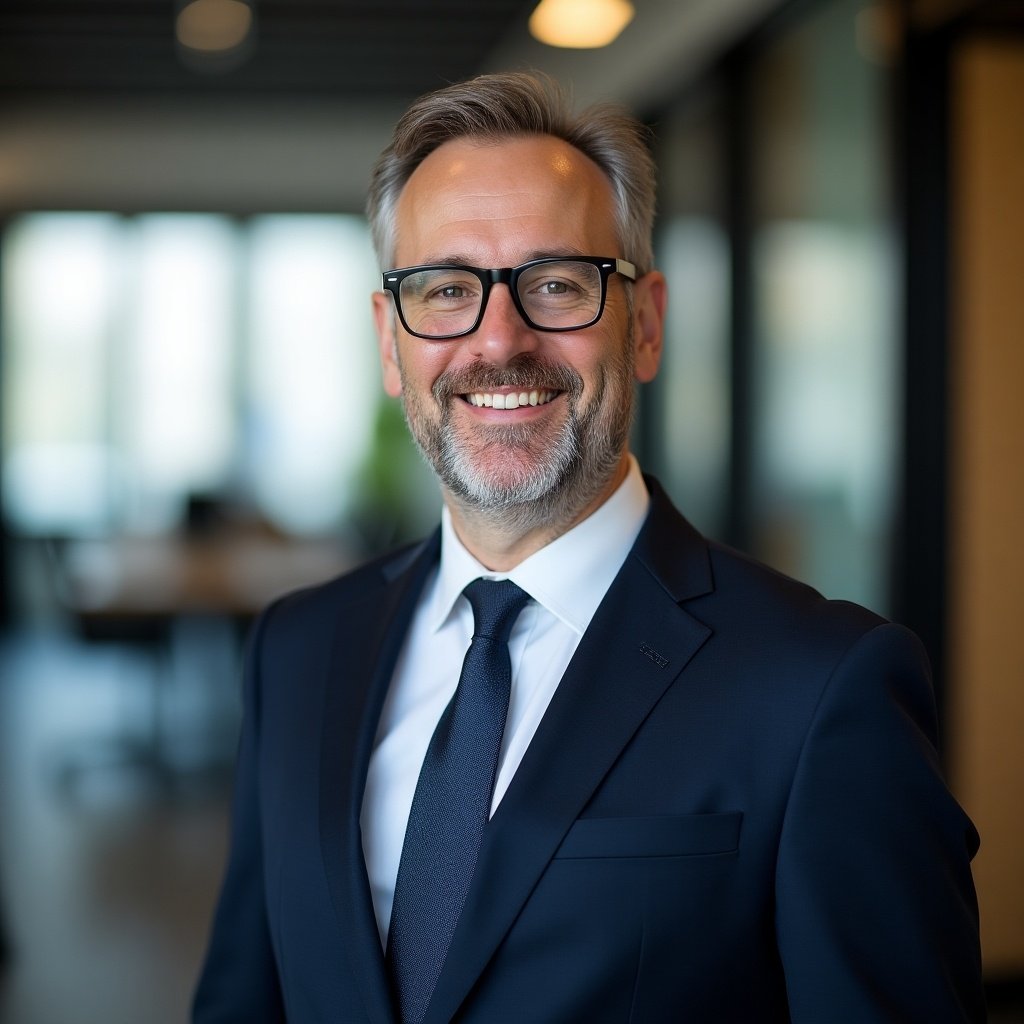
left=564, top=334, right=628, bottom=392
left=395, top=340, right=455, bottom=397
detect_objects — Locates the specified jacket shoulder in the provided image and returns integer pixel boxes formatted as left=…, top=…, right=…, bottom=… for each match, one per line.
left=257, top=533, right=437, bottom=639
left=706, top=537, right=885, bottom=629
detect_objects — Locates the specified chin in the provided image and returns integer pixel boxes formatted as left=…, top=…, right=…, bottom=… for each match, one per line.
left=447, top=454, right=567, bottom=509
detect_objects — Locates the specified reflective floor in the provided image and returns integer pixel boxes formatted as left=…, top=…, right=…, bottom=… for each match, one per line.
left=0, top=626, right=237, bottom=1024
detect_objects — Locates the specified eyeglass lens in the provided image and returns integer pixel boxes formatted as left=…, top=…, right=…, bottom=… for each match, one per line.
left=398, top=260, right=604, bottom=337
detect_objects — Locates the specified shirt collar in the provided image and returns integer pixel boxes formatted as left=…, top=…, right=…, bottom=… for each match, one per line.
left=429, top=455, right=649, bottom=635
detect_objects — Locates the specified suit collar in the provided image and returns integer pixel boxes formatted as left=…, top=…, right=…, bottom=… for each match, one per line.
left=632, top=474, right=715, bottom=604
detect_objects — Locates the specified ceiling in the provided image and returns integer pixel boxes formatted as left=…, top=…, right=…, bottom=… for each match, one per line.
left=0, top=1, right=1019, bottom=210
left=0, top=0, right=794, bottom=109
left=3, top=1, right=1022, bottom=105
left=0, top=0, right=786, bottom=212
left=0, top=0, right=537, bottom=102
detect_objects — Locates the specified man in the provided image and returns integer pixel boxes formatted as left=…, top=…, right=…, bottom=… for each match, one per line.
left=194, top=72, right=984, bottom=1023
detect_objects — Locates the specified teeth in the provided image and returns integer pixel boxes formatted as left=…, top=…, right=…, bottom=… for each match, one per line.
left=466, top=390, right=555, bottom=409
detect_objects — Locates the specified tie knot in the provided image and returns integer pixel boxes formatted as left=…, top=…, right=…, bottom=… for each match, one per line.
left=463, top=578, right=529, bottom=643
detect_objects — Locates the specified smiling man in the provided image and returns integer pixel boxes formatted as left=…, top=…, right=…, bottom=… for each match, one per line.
left=372, top=131, right=662, bottom=567
left=193, top=72, right=984, bottom=1024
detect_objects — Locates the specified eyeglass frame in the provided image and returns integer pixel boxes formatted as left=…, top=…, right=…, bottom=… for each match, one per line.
left=381, top=256, right=637, bottom=341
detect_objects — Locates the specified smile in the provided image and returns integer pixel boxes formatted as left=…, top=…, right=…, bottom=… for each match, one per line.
left=463, top=390, right=559, bottom=410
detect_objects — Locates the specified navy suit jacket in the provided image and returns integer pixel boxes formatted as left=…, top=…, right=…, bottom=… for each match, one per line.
left=193, top=479, right=984, bottom=1023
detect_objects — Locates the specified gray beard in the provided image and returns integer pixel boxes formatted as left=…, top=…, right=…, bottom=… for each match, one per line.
left=399, top=349, right=634, bottom=537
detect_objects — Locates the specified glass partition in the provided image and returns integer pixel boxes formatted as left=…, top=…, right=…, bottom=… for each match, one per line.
left=652, top=90, right=731, bottom=540
left=748, top=0, right=898, bottom=611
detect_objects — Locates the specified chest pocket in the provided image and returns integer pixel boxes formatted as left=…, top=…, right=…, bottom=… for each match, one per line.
left=553, top=811, right=742, bottom=859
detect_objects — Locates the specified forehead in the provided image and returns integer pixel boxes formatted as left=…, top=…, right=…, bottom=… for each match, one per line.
left=393, top=134, right=620, bottom=266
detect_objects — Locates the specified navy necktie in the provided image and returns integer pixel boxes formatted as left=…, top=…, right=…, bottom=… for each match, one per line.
left=387, top=577, right=529, bottom=1024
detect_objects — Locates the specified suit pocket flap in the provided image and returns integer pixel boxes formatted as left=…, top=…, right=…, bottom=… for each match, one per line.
left=553, top=811, right=743, bottom=859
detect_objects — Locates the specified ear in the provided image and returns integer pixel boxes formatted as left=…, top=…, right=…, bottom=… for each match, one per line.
left=372, top=291, right=403, bottom=398
left=631, top=270, right=666, bottom=384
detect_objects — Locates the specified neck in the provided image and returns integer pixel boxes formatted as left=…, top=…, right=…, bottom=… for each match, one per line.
left=443, top=452, right=631, bottom=572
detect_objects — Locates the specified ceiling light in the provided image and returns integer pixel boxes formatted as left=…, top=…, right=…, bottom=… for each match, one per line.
left=529, top=0, right=635, bottom=49
left=176, top=0, right=253, bottom=53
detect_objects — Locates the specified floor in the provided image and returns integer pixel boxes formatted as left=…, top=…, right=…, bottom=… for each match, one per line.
left=0, top=624, right=239, bottom=1024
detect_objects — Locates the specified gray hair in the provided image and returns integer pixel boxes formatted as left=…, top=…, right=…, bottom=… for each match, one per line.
left=366, top=71, right=657, bottom=275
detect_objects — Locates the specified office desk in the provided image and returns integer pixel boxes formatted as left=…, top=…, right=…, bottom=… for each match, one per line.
left=63, top=533, right=353, bottom=622
left=54, top=532, right=355, bottom=793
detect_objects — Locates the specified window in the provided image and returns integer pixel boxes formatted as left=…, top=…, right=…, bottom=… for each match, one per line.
left=2, top=212, right=389, bottom=538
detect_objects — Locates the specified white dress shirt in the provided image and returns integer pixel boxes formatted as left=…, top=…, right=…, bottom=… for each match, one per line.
left=359, top=456, right=650, bottom=946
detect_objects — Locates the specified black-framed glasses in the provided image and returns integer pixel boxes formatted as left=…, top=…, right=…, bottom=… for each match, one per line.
left=381, top=256, right=637, bottom=340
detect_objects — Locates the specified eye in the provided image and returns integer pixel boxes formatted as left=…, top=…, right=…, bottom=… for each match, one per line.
left=537, top=279, right=573, bottom=295
left=525, top=275, right=586, bottom=299
left=518, top=261, right=600, bottom=304
left=403, top=269, right=481, bottom=306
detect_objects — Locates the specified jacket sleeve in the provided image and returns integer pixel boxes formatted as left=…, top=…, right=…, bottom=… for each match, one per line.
left=774, top=622, right=985, bottom=1023
left=192, top=605, right=287, bottom=1023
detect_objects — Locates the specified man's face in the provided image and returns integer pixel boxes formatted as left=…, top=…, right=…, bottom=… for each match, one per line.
left=372, top=135, right=663, bottom=532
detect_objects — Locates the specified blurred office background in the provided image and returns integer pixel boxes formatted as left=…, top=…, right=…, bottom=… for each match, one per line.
left=0, top=0, right=1021, bottom=1020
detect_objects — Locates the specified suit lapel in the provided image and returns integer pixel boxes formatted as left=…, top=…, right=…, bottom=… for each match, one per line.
left=423, top=484, right=714, bottom=1024
left=318, top=532, right=441, bottom=1024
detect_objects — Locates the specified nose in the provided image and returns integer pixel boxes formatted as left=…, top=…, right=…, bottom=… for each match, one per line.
left=465, top=282, right=539, bottom=365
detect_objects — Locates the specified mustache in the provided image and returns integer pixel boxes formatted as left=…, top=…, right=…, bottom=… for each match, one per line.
left=432, top=355, right=583, bottom=404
